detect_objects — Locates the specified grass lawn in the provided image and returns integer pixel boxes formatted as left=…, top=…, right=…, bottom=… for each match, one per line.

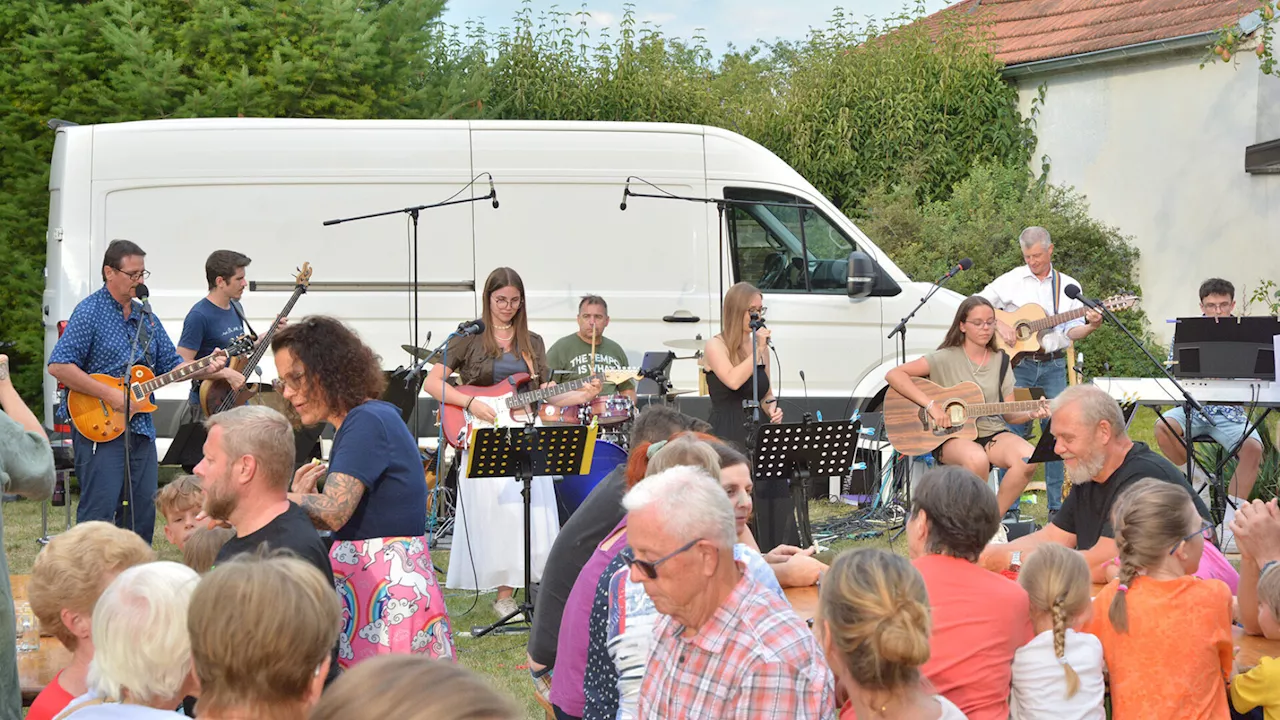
left=0, top=408, right=1171, bottom=720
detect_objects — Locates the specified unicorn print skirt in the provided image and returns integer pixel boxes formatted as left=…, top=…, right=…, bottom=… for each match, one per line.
left=330, top=535, right=455, bottom=667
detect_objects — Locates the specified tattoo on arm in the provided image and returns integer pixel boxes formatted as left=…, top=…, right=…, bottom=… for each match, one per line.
left=297, top=472, right=366, bottom=531
left=0, top=359, right=8, bottom=382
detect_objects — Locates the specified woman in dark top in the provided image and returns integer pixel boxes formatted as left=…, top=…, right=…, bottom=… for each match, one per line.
left=424, top=267, right=598, bottom=619
left=274, top=316, right=454, bottom=667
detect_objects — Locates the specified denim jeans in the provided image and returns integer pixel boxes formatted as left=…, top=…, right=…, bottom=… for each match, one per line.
left=72, top=429, right=158, bottom=543
left=1008, top=356, right=1068, bottom=511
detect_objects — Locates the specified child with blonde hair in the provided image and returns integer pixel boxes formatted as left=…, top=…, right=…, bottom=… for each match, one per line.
left=1229, top=502, right=1280, bottom=719
left=154, top=473, right=206, bottom=550
left=1011, top=544, right=1105, bottom=719
left=1083, top=478, right=1232, bottom=720
left=182, top=525, right=236, bottom=574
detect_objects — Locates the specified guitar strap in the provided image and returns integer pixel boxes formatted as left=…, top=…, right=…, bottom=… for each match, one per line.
left=1051, top=268, right=1061, bottom=315
left=998, top=350, right=1011, bottom=397
left=230, top=298, right=258, bottom=342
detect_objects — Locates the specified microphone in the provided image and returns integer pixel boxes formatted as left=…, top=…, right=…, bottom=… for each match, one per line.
left=1064, top=283, right=1103, bottom=310
left=799, top=370, right=819, bottom=422
left=134, top=283, right=153, bottom=314
left=939, top=258, right=973, bottom=282
left=488, top=175, right=499, bottom=209
left=456, top=319, right=485, bottom=337
left=749, top=312, right=772, bottom=346
left=620, top=179, right=630, bottom=211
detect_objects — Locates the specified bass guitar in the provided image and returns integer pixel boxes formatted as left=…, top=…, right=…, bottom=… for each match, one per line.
left=69, top=335, right=254, bottom=443
left=996, top=294, right=1139, bottom=360
left=200, top=262, right=312, bottom=416
left=884, top=377, right=1048, bottom=456
left=440, top=369, right=640, bottom=448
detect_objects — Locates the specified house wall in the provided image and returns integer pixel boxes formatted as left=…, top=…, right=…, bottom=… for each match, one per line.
left=1014, top=50, right=1280, bottom=348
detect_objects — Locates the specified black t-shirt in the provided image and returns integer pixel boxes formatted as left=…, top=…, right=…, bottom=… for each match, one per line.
left=1052, top=441, right=1211, bottom=550
left=214, top=502, right=341, bottom=685
left=527, top=465, right=627, bottom=668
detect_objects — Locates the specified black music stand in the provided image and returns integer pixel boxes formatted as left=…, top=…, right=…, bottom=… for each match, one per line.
left=752, top=420, right=863, bottom=549
left=467, top=423, right=596, bottom=638
left=1173, top=316, right=1280, bottom=381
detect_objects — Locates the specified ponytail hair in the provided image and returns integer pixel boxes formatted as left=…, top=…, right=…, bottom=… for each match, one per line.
left=1108, top=478, right=1201, bottom=633
left=1017, top=544, right=1090, bottom=698
left=818, top=548, right=932, bottom=697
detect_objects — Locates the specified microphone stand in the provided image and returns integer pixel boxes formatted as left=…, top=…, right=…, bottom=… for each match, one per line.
left=743, top=313, right=766, bottom=452
left=120, top=297, right=152, bottom=534
left=324, top=173, right=498, bottom=445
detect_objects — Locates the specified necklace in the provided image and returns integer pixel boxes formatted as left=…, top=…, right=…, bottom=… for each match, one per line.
left=965, top=346, right=989, bottom=375
left=493, top=323, right=513, bottom=331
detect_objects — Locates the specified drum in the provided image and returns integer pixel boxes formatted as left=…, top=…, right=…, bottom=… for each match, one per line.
left=555, top=440, right=627, bottom=521
left=538, top=403, right=585, bottom=425
left=590, top=394, right=633, bottom=425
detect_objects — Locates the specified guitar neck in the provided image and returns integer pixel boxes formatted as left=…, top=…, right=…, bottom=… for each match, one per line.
left=1026, top=306, right=1090, bottom=333
left=964, top=400, right=1043, bottom=418
left=137, top=354, right=222, bottom=396
left=506, top=375, right=594, bottom=408
left=238, top=288, right=305, bottom=380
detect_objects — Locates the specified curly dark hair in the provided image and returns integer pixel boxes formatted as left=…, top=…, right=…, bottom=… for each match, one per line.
left=270, top=316, right=385, bottom=416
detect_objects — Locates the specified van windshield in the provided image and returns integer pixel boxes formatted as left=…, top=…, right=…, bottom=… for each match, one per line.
left=725, top=187, right=855, bottom=293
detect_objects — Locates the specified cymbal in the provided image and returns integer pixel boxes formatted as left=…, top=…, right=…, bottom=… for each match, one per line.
left=401, top=344, right=441, bottom=363
left=665, top=388, right=695, bottom=397
left=664, top=338, right=706, bottom=351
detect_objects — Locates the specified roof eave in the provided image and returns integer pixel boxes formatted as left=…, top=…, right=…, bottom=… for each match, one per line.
left=1001, top=30, right=1220, bottom=78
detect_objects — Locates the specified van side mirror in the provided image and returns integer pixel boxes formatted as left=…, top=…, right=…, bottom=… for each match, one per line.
left=846, top=251, right=877, bottom=298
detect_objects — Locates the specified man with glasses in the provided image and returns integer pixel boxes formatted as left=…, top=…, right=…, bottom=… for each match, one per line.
left=545, top=295, right=634, bottom=410
left=980, top=227, right=1103, bottom=518
left=49, top=240, right=226, bottom=542
left=1154, top=278, right=1263, bottom=552
left=624, top=467, right=833, bottom=720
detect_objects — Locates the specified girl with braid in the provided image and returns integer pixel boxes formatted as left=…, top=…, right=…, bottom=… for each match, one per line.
left=1010, top=544, right=1104, bottom=719
left=1084, top=479, right=1233, bottom=720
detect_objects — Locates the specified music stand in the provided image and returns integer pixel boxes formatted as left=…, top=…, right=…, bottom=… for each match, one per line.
left=1173, top=316, right=1280, bottom=381
left=467, top=423, right=596, bottom=638
left=752, top=420, right=864, bottom=548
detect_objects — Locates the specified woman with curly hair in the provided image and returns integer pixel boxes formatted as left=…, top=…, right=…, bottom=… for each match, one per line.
left=272, top=316, right=454, bottom=667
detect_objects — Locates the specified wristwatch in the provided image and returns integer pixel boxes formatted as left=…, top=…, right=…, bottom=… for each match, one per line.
left=1009, top=551, right=1023, bottom=571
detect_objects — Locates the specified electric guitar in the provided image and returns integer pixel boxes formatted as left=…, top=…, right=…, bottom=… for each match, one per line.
left=440, top=369, right=641, bottom=448
left=884, top=377, right=1048, bottom=456
left=995, top=294, right=1139, bottom=360
left=200, top=262, right=312, bottom=416
left=69, top=335, right=254, bottom=443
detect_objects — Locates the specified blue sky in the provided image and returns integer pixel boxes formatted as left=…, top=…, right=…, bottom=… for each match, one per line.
left=441, top=1, right=953, bottom=55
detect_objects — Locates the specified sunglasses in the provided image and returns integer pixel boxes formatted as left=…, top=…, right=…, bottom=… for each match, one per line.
left=1170, top=519, right=1215, bottom=555
left=621, top=538, right=702, bottom=580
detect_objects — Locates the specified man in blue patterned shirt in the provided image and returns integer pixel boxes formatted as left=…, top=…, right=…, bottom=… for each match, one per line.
left=48, top=240, right=226, bottom=543
left=1155, top=278, right=1263, bottom=551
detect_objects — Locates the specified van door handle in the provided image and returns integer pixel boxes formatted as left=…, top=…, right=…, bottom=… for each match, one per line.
left=662, top=312, right=700, bottom=323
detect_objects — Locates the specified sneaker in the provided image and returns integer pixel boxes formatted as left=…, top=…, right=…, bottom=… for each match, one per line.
left=493, top=596, right=523, bottom=620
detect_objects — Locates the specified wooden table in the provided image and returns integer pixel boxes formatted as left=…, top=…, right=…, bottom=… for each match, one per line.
left=11, top=574, right=72, bottom=705
left=787, top=583, right=1280, bottom=672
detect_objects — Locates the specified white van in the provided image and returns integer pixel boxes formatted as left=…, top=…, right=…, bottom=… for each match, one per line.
left=42, top=118, right=963, bottom=442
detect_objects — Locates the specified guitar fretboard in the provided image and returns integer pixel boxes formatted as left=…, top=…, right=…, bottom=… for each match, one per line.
left=505, top=375, right=598, bottom=408
left=216, top=286, right=307, bottom=413
left=963, top=400, right=1045, bottom=417
left=135, top=354, right=224, bottom=397
left=1023, top=307, right=1093, bottom=333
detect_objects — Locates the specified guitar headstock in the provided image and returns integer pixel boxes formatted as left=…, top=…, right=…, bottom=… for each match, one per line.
left=1101, top=294, right=1140, bottom=312
left=295, top=262, right=313, bottom=290
left=226, top=335, right=256, bottom=358
left=599, top=368, right=642, bottom=384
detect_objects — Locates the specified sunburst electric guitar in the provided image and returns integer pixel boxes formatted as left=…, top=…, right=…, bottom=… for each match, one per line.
left=884, top=377, right=1048, bottom=456
left=995, top=294, right=1139, bottom=360
left=69, top=335, right=254, bottom=443
left=439, top=369, right=640, bottom=448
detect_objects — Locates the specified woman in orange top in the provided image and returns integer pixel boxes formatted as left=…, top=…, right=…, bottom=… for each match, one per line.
left=1084, top=478, right=1233, bottom=720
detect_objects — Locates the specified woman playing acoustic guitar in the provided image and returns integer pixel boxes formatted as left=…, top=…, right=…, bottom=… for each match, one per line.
left=424, top=267, right=600, bottom=620
left=884, top=295, right=1049, bottom=516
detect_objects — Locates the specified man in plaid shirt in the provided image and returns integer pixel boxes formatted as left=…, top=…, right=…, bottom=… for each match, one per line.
left=624, top=467, right=835, bottom=719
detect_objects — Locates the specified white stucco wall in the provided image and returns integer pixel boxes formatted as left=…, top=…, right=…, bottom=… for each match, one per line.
left=1014, top=50, right=1280, bottom=346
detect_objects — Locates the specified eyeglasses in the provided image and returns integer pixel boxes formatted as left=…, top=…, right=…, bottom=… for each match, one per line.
left=116, top=268, right=151, bottom=281
left=493, top=296, right=522, bottom=309
left=621, top=538, right=702, bottom=580
left=748, top=306, right=768, bottom=316
left=272, top=371, right=306, bottom=393
left=1201, top=302, right=1233, bottom=313
left=966, top=320, right=997, bottom=328
left=1170, top=519, right=1215, bottom=555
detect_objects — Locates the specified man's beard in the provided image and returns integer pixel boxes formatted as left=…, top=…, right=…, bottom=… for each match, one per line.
left=204, top=479, right=238, bottom=522
left=1066, top=448, right=1107, bottom=484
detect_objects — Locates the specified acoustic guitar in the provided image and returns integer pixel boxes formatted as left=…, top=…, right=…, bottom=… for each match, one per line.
left=200, top=262, right=312, bottom=416
left=884, top=377, right=1048, bottom=456
left=439, top=369, right=640, bottom=448
left=69, top=335, right=254, bottom=443
left=995, top=294, right=1139, bottom=360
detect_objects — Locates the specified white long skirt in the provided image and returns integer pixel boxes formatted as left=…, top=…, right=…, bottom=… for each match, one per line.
left=445, top=449, right=561, bottom=591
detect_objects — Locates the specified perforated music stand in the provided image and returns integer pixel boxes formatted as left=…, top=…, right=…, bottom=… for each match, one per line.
left=466, top=423, right=596, bottom=638
left=752, top=420, right=863, bottom=548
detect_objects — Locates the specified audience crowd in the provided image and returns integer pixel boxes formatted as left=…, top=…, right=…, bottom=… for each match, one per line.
left=11, top=367, right=1280, bottom=720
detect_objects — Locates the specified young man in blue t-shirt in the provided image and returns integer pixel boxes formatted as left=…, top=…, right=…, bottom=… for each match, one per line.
left=178, top=250, right=254, bottom=420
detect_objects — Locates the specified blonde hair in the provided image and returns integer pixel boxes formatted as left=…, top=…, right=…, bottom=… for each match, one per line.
left=188, top=553, right=340, bottom=717
left=154, top=474, right=203, bottom=519
left=203, top=405, right=296, bottom=490
left=646, top=434, right=722, bottom=481
left=1018, top=544, right=1091, bottom=697
left=310, top=655, right=519, bottom=720
left=1258, top=562, right=1280, bottom=623
left=182, top=526, right=236, bottom=574
left=719, top=282, right=761, bottom=365
left=28, top=521, right=155, bottom=651
left=89, top=562, right=200, bottom=704
left=1108, top=478, right=1200, bottom=632
left=818, top=548, right=932, bottom=698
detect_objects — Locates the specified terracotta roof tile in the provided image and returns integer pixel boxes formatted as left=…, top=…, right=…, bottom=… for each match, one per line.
left=929, top=0, right=1255, bottom=66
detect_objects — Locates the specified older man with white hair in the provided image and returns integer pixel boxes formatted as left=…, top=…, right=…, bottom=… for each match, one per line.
left=980, top=226, right=1102, bottom=517
left=59, top=561, right=200, bottom=718
left=625, top=467, right=835, bottom=720
left=979, top=385, right=1226, bottom=585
